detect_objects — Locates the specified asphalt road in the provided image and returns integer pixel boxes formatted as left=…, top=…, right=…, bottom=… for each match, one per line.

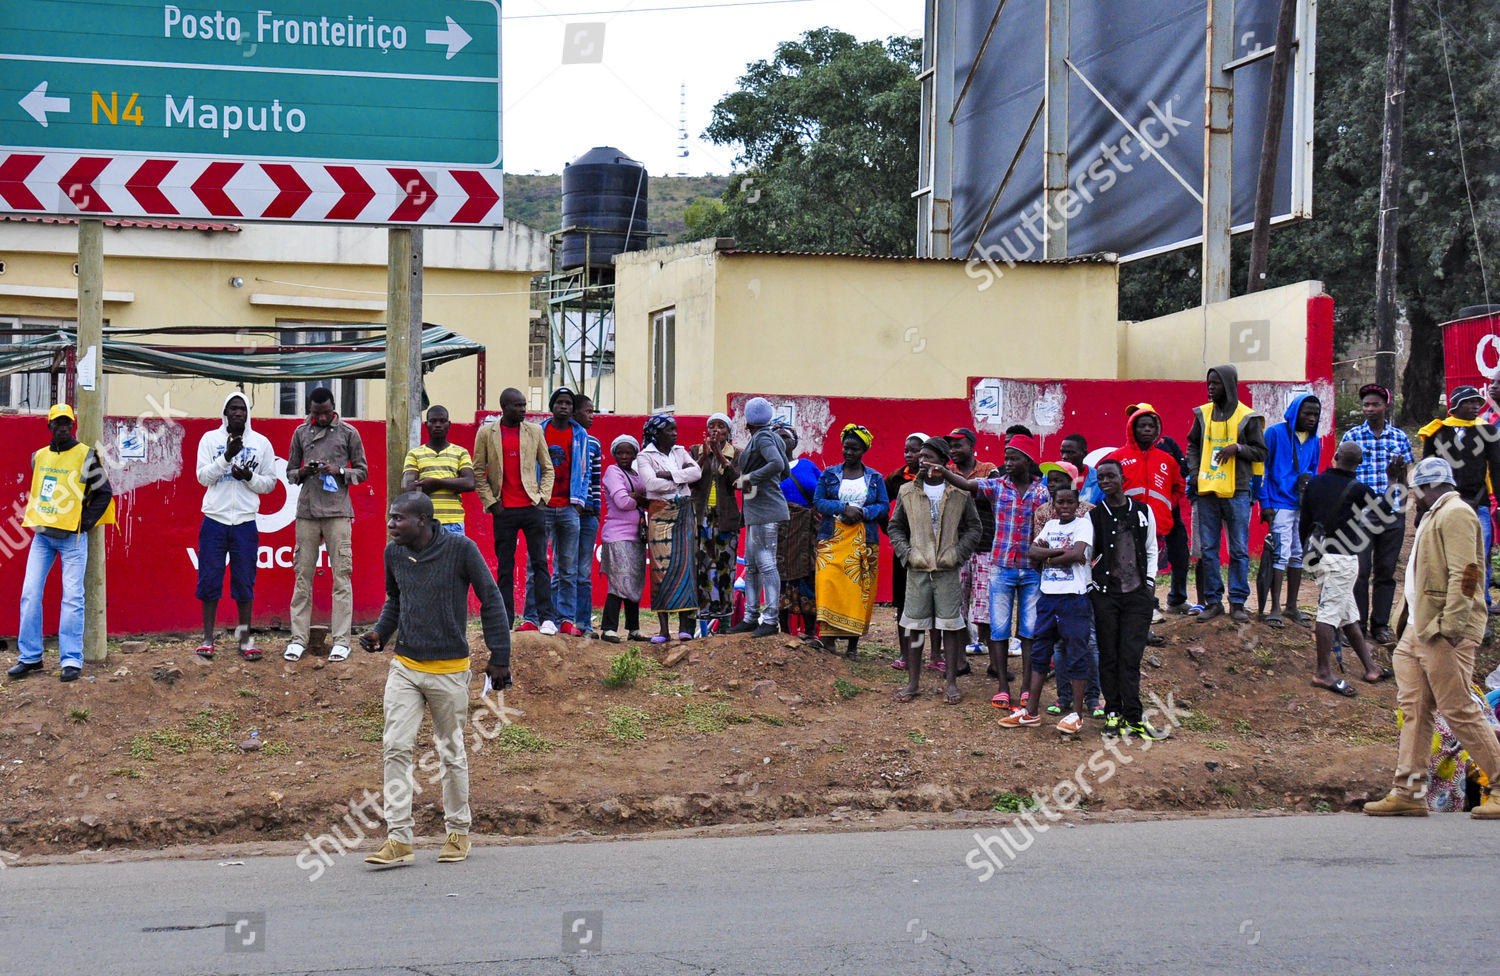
left=1, top=814, right=1490, bottom=975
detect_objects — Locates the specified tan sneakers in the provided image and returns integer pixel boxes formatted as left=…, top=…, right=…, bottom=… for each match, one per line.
left=364, top=838, right=415, bottom=864
left=1471, top=793, right=1500, bottom=820
left=437, top=832, right=472, bottom=862
left=1362, top=792, right=1429, bottom=817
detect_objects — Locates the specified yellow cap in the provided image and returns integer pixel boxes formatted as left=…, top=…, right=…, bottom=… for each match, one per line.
left=47, top=403, right=76, bottom=423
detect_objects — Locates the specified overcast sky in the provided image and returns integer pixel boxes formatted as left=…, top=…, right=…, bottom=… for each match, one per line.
left=500, top=0, right=922, bottom=176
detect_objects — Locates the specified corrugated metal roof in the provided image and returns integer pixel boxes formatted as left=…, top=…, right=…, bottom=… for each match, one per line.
left=717, top=246, right=1116, bottom=265
left=1, top=215, right=240, bottom=232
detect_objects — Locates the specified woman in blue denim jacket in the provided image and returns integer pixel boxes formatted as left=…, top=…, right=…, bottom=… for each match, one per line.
left=811, top=424, right=888, bottom=658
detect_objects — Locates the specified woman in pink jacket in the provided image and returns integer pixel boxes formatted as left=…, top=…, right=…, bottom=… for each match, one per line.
left=600, top=435, right=649, bottom=643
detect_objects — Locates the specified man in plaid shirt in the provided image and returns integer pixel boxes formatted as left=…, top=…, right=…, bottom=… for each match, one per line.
left=935, top=432, right=1050, bottom=712
left=1340, top=383, right=1412, bottom=644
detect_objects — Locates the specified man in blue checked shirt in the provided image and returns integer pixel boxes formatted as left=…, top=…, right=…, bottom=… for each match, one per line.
left=1340, top=384, right=1412, bottom=645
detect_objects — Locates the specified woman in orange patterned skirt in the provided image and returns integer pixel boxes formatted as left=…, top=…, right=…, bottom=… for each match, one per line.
left=812, top=424, right=888, bottom=659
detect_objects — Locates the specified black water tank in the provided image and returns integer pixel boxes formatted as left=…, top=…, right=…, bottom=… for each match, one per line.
left=560, top=147, right=649, bottom=271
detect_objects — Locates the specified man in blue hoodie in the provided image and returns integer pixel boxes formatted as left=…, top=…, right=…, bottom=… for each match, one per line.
left=1259, top=393, right=1322, bottom=627
left=522, top=387, right=592, bottom=636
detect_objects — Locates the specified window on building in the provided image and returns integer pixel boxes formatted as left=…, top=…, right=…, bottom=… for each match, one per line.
left=0, top=316, right=74, bottom=411
left=276, top=324, right=368, bottom=418
left=650, top=307, right=675, bottom=413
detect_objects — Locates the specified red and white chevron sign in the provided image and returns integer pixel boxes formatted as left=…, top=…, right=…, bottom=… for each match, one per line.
left=0, top=152, right=503, bottom=227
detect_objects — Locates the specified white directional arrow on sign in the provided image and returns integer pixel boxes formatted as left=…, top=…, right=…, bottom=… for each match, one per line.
left=19, top=81, right=70, bottom=127
left=425, top=16, right=472, bottom=59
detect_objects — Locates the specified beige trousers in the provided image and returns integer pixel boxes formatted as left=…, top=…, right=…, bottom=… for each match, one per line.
left=381, top=661, right=471, bottom=843
left=290, top=516, right=353, bottom=645
left=1391, top=631, right=1500, bottom=800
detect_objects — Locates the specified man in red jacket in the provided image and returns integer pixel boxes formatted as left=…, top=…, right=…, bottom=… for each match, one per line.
left=1108, top=404, right=1186, bottom=612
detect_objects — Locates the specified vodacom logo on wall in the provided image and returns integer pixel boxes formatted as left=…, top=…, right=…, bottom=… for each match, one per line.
left=185, top=455, right=327, bottom=571
left=1476, top=334, right=1500, bottom=383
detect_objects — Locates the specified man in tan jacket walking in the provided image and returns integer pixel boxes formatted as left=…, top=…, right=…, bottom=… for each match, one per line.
left=1366, top=457, right=1500, bottom=818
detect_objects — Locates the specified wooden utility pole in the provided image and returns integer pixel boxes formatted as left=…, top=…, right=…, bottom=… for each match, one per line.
left=385, top=229, right=413, bottom=503
left=1374, top=0, right=1410, bottom=393
left=1245, top=0, right=1298, bottom=293
left=76, top=218, right=107, bottom=663
left=1201, top=0, right=1235, bottom=304
left=1043, top=0, right=1070, bottom=259
left=408, top=230, right=424, bottom=449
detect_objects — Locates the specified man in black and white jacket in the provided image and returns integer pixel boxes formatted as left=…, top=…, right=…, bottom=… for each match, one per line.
left=1089, top=458, right=1164, bottom=740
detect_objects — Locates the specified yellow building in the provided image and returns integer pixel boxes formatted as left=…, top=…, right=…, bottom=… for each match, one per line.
left=610, top=237, right=1325, bottom=414
left=0, top=217, right=548, bottom=420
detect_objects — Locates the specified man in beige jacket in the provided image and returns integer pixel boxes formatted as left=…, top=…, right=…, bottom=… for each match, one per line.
left=1366, top=456, right=1500, bottom=818
left=472, top=388, right=557, bottom=633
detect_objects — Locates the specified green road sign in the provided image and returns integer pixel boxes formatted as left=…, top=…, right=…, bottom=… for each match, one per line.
left=0, top=0, right=501, bottom=167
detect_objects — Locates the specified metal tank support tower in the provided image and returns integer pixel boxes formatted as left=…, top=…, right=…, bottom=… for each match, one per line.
left=546, top=147, right=653, bottom=411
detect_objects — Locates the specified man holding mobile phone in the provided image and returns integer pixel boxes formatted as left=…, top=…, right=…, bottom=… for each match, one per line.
left=361, top=491, right=511, bottom=865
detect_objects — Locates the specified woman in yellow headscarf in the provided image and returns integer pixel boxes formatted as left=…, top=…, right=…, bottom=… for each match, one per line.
left=811, top=424, right=887, bottom=658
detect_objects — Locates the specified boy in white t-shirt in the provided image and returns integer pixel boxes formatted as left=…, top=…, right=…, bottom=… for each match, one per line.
left=999, top=487, right=1095, bottom=733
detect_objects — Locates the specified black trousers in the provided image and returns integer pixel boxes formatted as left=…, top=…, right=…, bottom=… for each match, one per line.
left=1091, top=588, right=1154, bottom=723
left=1355, top=505, right=1405, bottom=630
left=602, top=594, right=640, bottom=632
left=1164, top=513, right=1190, bottom=605
left=492, top=505, right=554, bottom=623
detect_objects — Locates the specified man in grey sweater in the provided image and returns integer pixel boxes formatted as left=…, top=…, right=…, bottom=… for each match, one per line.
left=730, top=397, right=790, bottom=638
left=359, top=492, right=510, bottom=866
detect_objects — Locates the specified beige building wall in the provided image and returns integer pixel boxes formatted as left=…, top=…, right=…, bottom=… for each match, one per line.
left=1119, top=280, right=1323, bottom=383
left=612, top=239, right=1120, bottom=415
left=0, top=219, right=547, bottom=420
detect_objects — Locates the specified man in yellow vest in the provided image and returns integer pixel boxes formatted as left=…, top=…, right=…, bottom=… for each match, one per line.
left=9, top=404, right=115, bottom=682
left=1185, top=365, right=1267, bottom=622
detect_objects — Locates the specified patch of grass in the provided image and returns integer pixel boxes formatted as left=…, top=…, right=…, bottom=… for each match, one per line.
left=650, top=677, right=695, bottom=697
left=496, top=724, right=553, bottom=753
left=906, top=730, right=929, bottom=744
left=990, top=791, right=1035, bottom=814
left=750, top=712, right=786, bottom=727
left=681, top=701, right=734, bottom=734
left=605, top=706, right=648, bottom=742
left=846, top=657, right=903, bottom=684
left=1214, top=780, right=1239, bottom=797
left=1251, top=648, right=1278, bottom=669
left=833, top=678, right=862, bottom=700
left=66, top=707, right=90, bottom=723
left=1179, top=711, right=1221, bottom=733
left=349, top=700, right=384, bottom=742
left=128, top=735, right=156, bottom=762
left=1234, top=718, right=1254, bottom=737
left=262, top=742, right=292, bottom=757
left=237, top=688, right=257, bottom=699
left=830, top=743, right=846, bottom=753
left=338, top=748, right=358, bottom=759
left=110, top=767, right=144, bottom=779
left=182, top=707, right=239, bottom=751
left=1204, top=739, right=1231, bottom=752
left=1313, top=799, right=1332, bottom=813
left=603, top=646, right=658, bottom=688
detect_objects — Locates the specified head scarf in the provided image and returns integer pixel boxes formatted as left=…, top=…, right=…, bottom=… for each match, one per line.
left=642, top=414, right=676, bottom=448
left=841, top=423, right=874, bottom=448
left=611, top=434, right=640, bottom=455
left=707, top=412, right=732, bottom=431
left=906, top=431, right=930, bottom=445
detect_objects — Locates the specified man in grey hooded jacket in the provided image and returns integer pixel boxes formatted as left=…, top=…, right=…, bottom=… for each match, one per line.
left=730, top=397, right=790, bottom=637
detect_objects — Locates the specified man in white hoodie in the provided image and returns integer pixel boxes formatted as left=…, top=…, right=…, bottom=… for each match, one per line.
left=195, top=392, right=276, bottom=660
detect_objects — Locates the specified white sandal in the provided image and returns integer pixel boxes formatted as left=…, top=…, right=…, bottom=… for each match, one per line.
left=283, top=641, right=305, bottom=662
left=328, top=644, right=350, bottom=662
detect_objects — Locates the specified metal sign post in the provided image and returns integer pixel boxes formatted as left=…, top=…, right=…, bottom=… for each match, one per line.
left=76, top=217, right=107, bottom=662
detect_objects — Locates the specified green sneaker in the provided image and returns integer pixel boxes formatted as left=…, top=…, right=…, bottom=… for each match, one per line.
left=1102, top=713, right=1122, bottom=735
left=1125, top=720, right=1169, bottom=741
left=1045, top=701, right=1065, bottom=716
left=1090, top=705, right=1106, bottom=720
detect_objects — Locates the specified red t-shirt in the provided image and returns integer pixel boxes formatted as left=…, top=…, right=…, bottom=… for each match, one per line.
left=545, top=423, right=572, bottom=507
left=500, top=424, right=531, bottom=508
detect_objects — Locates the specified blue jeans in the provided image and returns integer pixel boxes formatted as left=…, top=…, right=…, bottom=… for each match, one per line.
left=441, top=522, right=465, bottom=536
left=19, top=531, right=88, bottom=669
left=575, top=511, right=599, bottom=630
left=523, top=505, right=580, bottom=625
left=1481, top=503, right=1493, bottom=608
left=744, top=522, right=781, bottom=625
left=1057, top=620, right=1103, bottom=708
left=1195, top=494, right=1252, bottom=606
left=989, top=567, right=1040, bottom=640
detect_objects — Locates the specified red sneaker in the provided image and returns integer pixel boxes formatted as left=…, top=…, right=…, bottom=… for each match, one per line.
left=516, top=621, right=540, bottom=633
left=558, top=621, right=582, bottom=637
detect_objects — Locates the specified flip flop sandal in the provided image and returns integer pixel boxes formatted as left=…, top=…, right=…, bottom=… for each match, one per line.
left=195, top=644, right=215, bottom=660
left=676, top=632, right=694, bottom=642
left=283, top=642, right=305, bottom=662
left=991, top=692, right=1011, bottom=710
left=890, top=658, right=907, bottom=670
left=944, top=690, right=962, bottom=705
left=924, top=661, right=945, bottom=673
left=1311, top=678, right=1358, bottom=697
left=627, top=631, right=648, bottom=642
left=1264, top=613, right=1285, bottom=629
left=241, top=647, right=263, bottom=662
left=650, top=635, right=670, bottom=644
left=894, top=688, right=917, bottom=703
left=1364, top=667, right=1395, bottom=684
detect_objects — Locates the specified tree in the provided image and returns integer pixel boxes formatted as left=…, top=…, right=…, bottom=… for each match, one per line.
left=699, top=28, right=922, bottom=255
left=1120, top=0, right=1497, bottom=421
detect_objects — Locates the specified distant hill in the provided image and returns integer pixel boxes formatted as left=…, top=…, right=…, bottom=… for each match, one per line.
left=504, top=174, right=730, bottom=245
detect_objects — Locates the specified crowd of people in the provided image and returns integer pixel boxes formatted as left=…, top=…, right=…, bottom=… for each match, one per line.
left=10, top=364, right=1500, bottom=860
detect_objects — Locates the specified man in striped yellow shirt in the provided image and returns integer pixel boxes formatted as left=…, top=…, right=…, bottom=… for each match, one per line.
left=402, top=405, right=475, bottom=534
